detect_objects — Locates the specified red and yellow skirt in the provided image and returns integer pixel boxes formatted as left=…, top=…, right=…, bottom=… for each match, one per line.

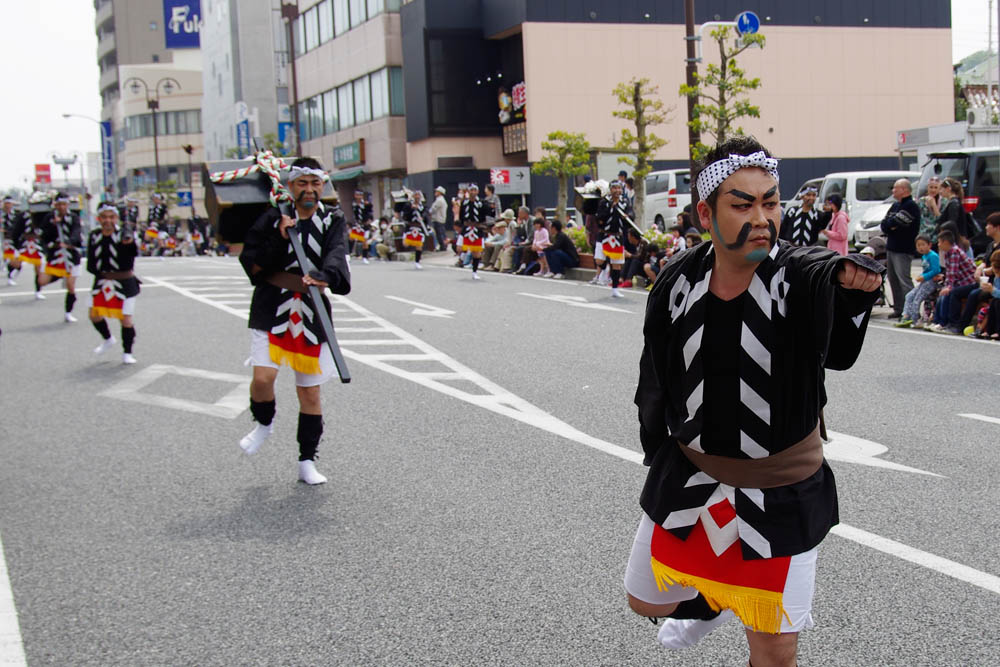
left=349, top=227, right=366, bottom=243
left=403, top=230, right=425, bottom=249
left=461, top=233, right=484, bottom=253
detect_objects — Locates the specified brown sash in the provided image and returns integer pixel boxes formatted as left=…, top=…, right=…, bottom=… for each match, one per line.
left=677, top=424, right=823, bottom=489
left=99, top=270, right=135, bottom=280
left=266, top=271, right=306, bottom=293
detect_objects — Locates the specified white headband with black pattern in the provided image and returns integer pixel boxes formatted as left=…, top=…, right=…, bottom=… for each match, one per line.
left=98, top=203, right=118, bottom=214
left=54, top=196, right=70, bottom=203
left=696, top=151, right=780, bottom=200
left=287, top=166, right=328, bottom=182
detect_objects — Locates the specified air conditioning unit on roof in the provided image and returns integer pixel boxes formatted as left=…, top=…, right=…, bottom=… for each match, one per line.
left=967, top=106, right=993, bottom=128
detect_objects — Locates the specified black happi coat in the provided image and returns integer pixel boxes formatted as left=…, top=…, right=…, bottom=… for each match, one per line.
left=779, top=206, right=821, bottom=246
left=352, top=200, right=373, bottom=225
left=87, top=226, right=141, bottom=298
left=40, top=211, right=83, bottom=266
left=239, top=203, right=351, bottom=339
left=635, top=240, right=883, bottom=559
left=596, top=196, right=633, bottom=239
left=148, top=203, right=168, bottom=224
left=2, top=209, right=28, bottom=248
left=460, top=198, right=492, bottom=226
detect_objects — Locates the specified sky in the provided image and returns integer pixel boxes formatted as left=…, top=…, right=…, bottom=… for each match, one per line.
left=0, top=0, right=997, bottom=192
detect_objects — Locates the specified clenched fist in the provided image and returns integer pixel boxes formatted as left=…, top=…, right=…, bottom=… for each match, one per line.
left=837, top=260, right=883, bottom=292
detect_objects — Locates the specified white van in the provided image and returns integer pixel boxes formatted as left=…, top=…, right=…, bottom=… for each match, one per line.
left=816, top=170, right=919, bottom=245
left=644, top=169, right=691, bottom=229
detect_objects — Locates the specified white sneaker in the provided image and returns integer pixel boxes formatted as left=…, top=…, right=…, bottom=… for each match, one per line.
left=93, top=336, right=116, bottom=355
left=657, top=610, right=733, bottom=649
left=239, top=423, right=273, bottom=455
left=472, top=271, right=481, bottom=280
left=553, top=273, right=565, bottom=280
left=611, top=288, right=624, bottom=298
left=34, top=291, right=45, bottom=300
left=122, top=353, right=137, bottom=364
left=6, top=277, right=15, bottom=286
left=542, top=272, right=554, bottom=278
left=64, top=312, right=78, bottom=323
left=298, top=459, right=327, bottom=485
left=415, top=262, right=423, bottom=270
left=362, top=257, right=370, bottom=264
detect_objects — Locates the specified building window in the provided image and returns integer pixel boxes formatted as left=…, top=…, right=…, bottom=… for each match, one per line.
left=389, top=66, right=405, bottom=116
left=367, top=0, right=383, bottom=16
left=323, top=89, right=338, bottom=134
left=333, top=0, right=348, bottom=37
left=317, top=0, right=333, bottom=44
left=370, top=68, right=388, bottom=119
left=308, top=95, right=324, bottom=139
left=349, top=0, right=366, bottom=28
left=124, top=110, right=201, bottom=140
left=354, top=75, right=371, bottom=125
left=338, top=83, right=354, bottom=129
left=426, top=33, right=498, bottom=132
left=304, top=6, right=319, bottom=51
left=298, top=102, right=307, bottom=142
left=294, top=16, right=305, bottom=56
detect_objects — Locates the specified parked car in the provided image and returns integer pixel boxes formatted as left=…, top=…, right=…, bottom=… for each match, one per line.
left=644, top=168, right=691, bottom=229
left=853, top=196, right=895, bottom=248
left=816, top=170, right=920, bottom=246
left=916, top=148, right=999, bottom=257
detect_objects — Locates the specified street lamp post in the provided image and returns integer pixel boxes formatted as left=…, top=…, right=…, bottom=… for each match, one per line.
left=62, top=113, right=111, bottom=196
left=123, top=76, right=181, bottom=188
left=52, top=153, right=78, bottom=188
left=182, top=144, right=196, bottom=217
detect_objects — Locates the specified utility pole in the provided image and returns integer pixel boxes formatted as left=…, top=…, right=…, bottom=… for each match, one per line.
left=281, top=2, right=302, bottom=157
left=683, top=0, right=700, bottom=197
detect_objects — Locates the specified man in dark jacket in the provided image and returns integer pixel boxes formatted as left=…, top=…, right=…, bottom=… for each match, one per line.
left=237, top=157, right=350, bottom=486
left=543, top=219, right=579, bottom=278
left=879, top=178, right=921, bottom=318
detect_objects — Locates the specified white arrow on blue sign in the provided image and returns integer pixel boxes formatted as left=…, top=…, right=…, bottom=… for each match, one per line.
left=735, top=10, right=761, bottom=35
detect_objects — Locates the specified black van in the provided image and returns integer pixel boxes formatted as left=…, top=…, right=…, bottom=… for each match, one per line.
left=917, top=148, right=999, bottom=257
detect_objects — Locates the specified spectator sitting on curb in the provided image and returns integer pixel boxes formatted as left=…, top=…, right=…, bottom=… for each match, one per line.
left=684, top=231, right=704, bottom=249
left=620, top=227, right=647, bottom=288
left=481, top=212, right=513, bottom=271
left=929, top=229, right=977, bottom=333
left=980, top=249, right=1000, bottom=339
left=953, top=214, right=1000, bottom=334
left=896, top=234, right=940, bottom=328
left=375, top=217, right=396, bottom=261
left=642, top=244, right=667, bottom=291
left=979, top=213, right=1000, bottom=264
left=502, top=208, right=532, bottom=273
left=666, top=224, right=687, bottom=257
left=543, top=219, right=580, bottom=279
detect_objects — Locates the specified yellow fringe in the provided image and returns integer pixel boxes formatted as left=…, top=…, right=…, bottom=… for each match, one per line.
left=20, top=256, right=41, bottom=266
left=650, top=557, right=791, bottom=634
left=44, top=266, right=68, bottom=278
left=269, top=344, right=321, bottom=375
left=403, top=238, right=423, bottom=248
left=90, top=306, right=123, bottom=320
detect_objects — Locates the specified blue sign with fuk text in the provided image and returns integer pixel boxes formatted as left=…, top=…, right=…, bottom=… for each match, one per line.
left=164, top=0, right=201, bottom=49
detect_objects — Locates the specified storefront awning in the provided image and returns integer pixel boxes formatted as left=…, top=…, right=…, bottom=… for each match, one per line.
left=328, top=167, right=364, bottom=182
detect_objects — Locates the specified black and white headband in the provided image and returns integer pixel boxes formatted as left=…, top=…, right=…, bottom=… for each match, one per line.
left=98, top=203, right=119, bottom=214
left=695, top=151, right=780, bottom=200
left=287, top=166, right=328, bottom=182
left=54, top=196, right=70, bottom=203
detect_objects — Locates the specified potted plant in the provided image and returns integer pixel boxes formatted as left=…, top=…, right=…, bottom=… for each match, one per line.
left=567, top=226, right=595, bottom=269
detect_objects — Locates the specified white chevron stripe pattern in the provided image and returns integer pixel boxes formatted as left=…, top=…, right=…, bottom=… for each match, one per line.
left=740, top=322, right=770, bottom=374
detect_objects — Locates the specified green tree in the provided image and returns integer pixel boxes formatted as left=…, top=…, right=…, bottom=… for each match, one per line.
left=680, top=25, right=765, bottom=161
left=224, top=133, right=289, bottom=159
left=613, top=78, right=671, bottom=228
left=954, top=75, right=969, bottom=122
left=531, top=130, right=592, bottom=223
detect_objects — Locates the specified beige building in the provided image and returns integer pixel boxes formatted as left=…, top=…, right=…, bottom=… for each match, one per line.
left=292, top=0, right=406, bottom=215
left=96, top=0, right=205, bottom=216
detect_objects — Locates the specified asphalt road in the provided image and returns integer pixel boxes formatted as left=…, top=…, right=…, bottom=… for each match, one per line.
left=1, top=253, right=998, bottom=666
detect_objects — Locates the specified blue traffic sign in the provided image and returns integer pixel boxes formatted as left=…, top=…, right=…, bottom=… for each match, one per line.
left=735, top=10, right=761, bottom=35
left=177, top=190, right=193, bottom=207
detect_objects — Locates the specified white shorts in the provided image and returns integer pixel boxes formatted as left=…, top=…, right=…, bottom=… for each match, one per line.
left=624, top=514, right=816, bottom=633
left=121, top=296, right=137, bottom=316
left=249, top=329, right=335, bottom=387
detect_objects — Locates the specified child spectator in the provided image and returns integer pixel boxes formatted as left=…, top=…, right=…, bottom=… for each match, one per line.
left=666, top=224, right=686, bottom=256
left=532, top=217, right=552, bottom=276
left=929, top=229, right=977, bottom=333
left=896, top=234, right=940, bottom=328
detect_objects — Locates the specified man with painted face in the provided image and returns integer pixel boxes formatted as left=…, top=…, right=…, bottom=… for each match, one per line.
left=625, top=136, right=884, bottom=666
left=36, top=193, right=84, bottom=322
left=87, top=204, right=140, bottom=364
left=778, top=186, right=820, bottom=246
left=237, top=157, right=351, bottom=486
left=595, top=180, right=634, bottom=297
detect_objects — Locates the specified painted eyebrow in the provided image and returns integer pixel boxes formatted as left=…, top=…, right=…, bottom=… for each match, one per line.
left=724, top=186, right=779, bottom=202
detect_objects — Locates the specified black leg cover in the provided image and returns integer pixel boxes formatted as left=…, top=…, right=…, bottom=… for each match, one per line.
left=121, top=326, right=136, bottom=353
left=297, top=412, right=323, bottom=461
left=92, top=319, right=111, bottom=339
left=249, top=399, right=276, bottom=426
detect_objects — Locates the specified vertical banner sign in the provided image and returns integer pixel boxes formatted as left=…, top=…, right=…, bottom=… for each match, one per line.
left=164, top=0, right=201, bottom=49
left=100, top=121, right=115, bottom=187
left=35, top=164, right=51, bottom=184
left=236, top=120, right=251, bottom=158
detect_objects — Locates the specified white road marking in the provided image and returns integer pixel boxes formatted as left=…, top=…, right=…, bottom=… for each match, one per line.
left=0, top=285, right=166, bottom=298
left=143, top=276, right=248, bottom=318
left=385, top=295, right=456, bottom=318
left=830, top=524, right=1000, bottom=595
left=868, top=322, right=997, bottom=346
left=958, top=413, right=1000, bottom=426
left=825, top=431, right=942, bottom=477
left=0, top=529, right=27, bottom=666
left=518, top=292, right=634, bottom=313
left=151, top=278, right=1000, bottom=598
left=100, top=364, right=249, bottom=419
